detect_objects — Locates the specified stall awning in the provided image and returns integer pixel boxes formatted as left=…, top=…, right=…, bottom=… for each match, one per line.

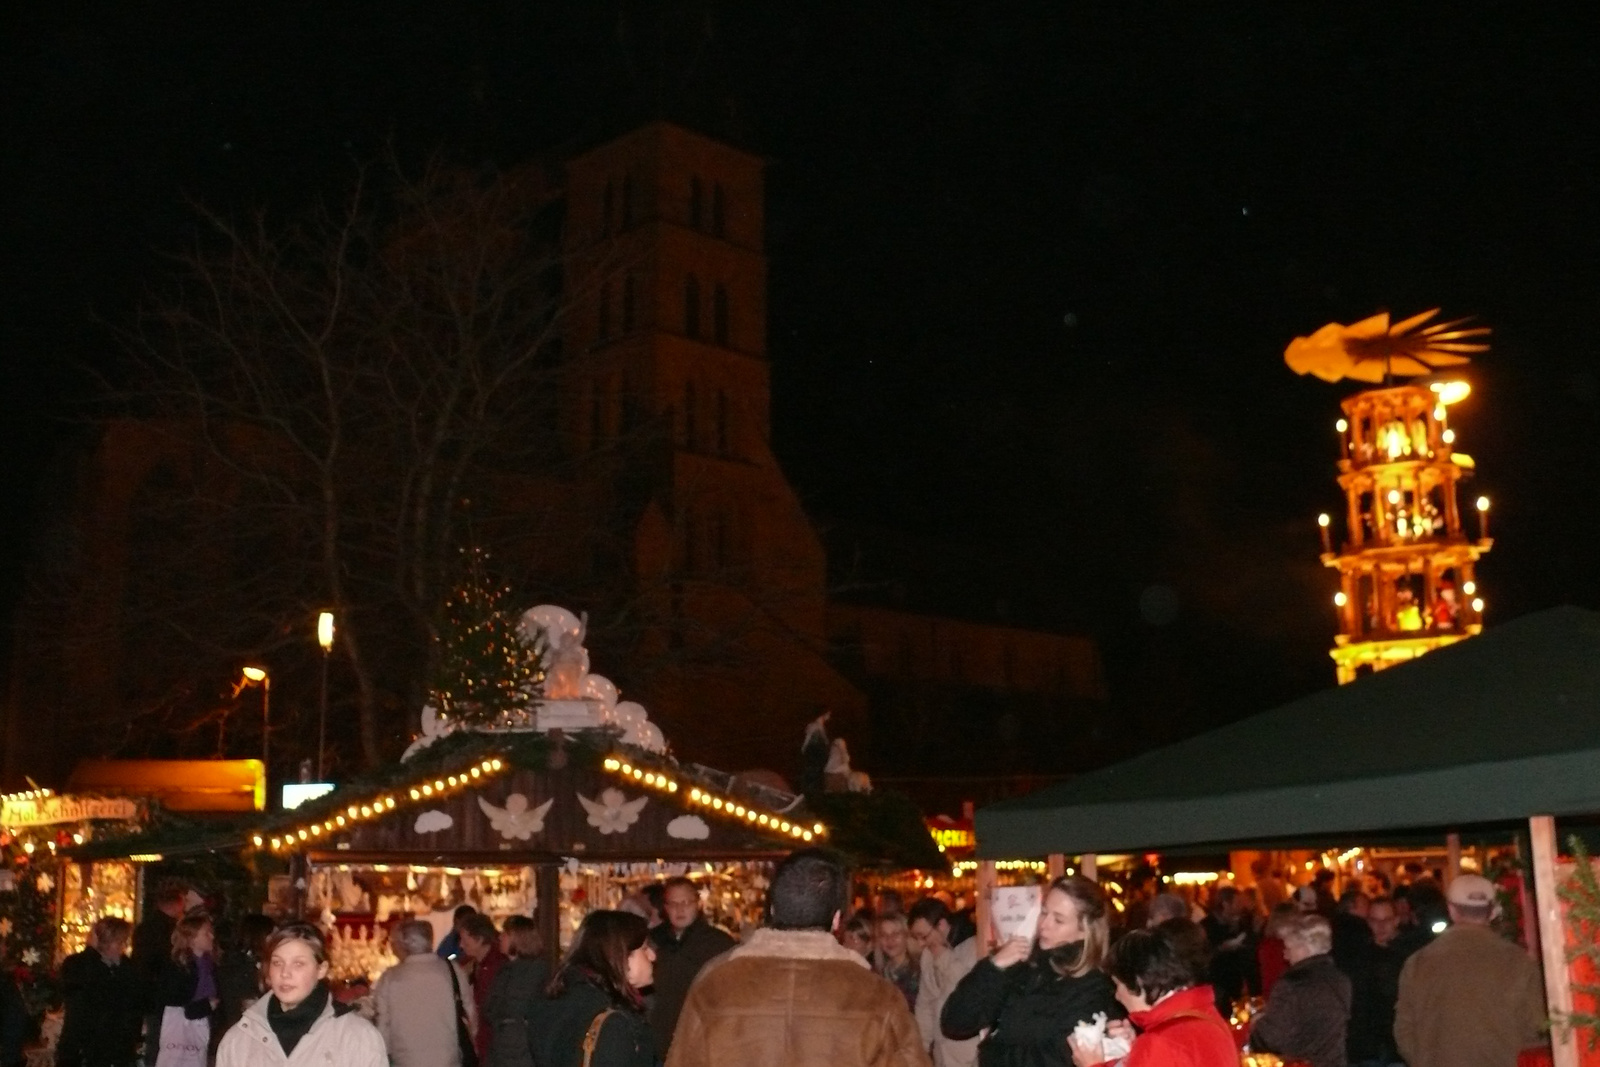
left=977, top=606, right=1600, bottom=857
left=68, top=759, right=266, bottom=813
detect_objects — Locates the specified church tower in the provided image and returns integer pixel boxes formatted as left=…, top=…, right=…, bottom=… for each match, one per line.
left=560, top=124, right=866, bottom=765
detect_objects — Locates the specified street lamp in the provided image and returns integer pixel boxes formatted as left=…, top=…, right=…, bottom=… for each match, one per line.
left=316, top=612, right=335, bottom=780
left=240, top=666, right=270, bottom=774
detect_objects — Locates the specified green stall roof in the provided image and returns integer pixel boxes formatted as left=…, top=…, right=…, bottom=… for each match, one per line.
left=977, top=606, right=1600, bottom=857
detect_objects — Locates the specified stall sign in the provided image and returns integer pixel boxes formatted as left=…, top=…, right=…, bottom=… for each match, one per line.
left=1, top=794, right=140, bottom=827
left=926, top=815, right=975, bottom=853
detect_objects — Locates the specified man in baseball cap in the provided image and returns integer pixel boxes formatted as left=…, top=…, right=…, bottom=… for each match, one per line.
left=1393, top=873, right=1546, bottom=1067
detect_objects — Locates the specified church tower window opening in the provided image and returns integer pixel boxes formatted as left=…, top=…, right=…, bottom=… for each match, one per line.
left=689, top=176, right=704, bottom=231
left=713, top=283, right=729, bottom=347
left=711, top=183, right=726, bottom=238
left=684, top=275, right=701, bottom=339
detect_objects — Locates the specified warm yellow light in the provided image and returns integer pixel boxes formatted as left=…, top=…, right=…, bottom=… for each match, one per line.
left=1463, top=580, right=1477, bottom=595
left=297, top=829, right=308, bottom=841
left=1472, top=597, right=1485, bottom=612
left=1442, top=428, right=1456, bottom=444
left=270, top=837, right=281, bottom=850
left=317, top=611, right=335, bottom=652
left=242, top=666, right=267, bottom=682
left=1430, top=380, right=1471, bottom=405
left=1334, top=591, right=1348, bottom=607
left=470, top=768, right=481, bottom=778
left=1336, top=418, right=1348, bottom=433
left=604, top=758, right=620, bottom=770
left=422, top=784, right=433, bottom=796
left=410, top=789, right=420, bottom=799
left=667, top=781, right=678, bottom=792
left=1317, top=513, right=1330, bottom=528
left=309, top=825, right=320, bottom=836
left=434, top=781, right=444, bottom=791
left=1387, top=489, right=1401, bottom=505
left=335, top=815, right=345, bottom=826
left=814, top=823, right=825, bottom=834
left=1476, top=496, right=1490, bottom=512
left=802, top=831, right=814, bottom=841
left=690, top=788, right=702, bottom=800
left=448, top=776, right=458, bottom=787
left=252, top=835, right=263, bottom=847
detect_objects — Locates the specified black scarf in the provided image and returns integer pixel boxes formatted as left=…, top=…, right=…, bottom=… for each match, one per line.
left=267, top=983, right=329, bottom=1056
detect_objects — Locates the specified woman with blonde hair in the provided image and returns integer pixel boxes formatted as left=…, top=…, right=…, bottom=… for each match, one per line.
left=216, top=923, right=385, bottom=1066
left=152, top=913, right=219, bottom=1064
left=942, top=875, right=1123, bottom=1067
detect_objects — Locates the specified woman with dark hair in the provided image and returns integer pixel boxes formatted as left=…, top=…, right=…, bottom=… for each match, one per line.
left=215, top=923, right=386, bottom=1066
left=485, top=916, right=551, bottom=1067
left=942, top=876, right=1123, bottom=1067
left=57, top=916, right=141, bottom=1067
left=529, top=910, right=655, bottom=1067
left=1069, top=920, right=1236, bottom=1067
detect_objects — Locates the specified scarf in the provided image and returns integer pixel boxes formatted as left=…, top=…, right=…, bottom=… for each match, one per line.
left=193, top=952, right=219, bottom=1002
left=267, top=983, right=329, bottom=1056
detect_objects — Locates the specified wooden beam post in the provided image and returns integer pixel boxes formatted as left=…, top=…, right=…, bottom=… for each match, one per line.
left=537, top=864, right=562, bottom=962
left=1081, top=853, right=1098, bottom=882
left=1047, top=854, right=1066, bottom=880
left=1445, top=832, right=1462, bottom=887
left=975, top=860, right=997, bottom=955
left=1530, top=815, right=1576, bottom=1067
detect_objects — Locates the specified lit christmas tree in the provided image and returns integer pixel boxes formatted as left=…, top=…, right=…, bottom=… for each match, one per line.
left=429, top=547, right=544, bottom=725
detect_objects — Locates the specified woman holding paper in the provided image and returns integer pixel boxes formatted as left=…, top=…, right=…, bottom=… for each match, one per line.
left=940, top=875, right=1123, bottom=1067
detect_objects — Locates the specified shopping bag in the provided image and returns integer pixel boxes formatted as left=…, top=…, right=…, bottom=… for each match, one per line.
left=153, top=1006, right=208, bottom=1067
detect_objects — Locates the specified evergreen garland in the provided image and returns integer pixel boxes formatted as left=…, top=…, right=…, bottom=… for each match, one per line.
left=0, top=857, right=61, bottom=1016
left=1558, top=835, right=1600, bottom=1050
left=430, top=546, right=544, bottom=725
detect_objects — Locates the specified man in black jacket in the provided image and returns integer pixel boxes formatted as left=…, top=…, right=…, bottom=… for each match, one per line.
left=1249, top=912, right=1351, bottom=1067
left=130, top=883, right=187, bottom=1065
left=647, top=877, right=734, bottom=1059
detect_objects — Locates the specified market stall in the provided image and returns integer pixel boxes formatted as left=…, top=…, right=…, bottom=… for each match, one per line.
left=976, top=605, right=1600, bottom=1066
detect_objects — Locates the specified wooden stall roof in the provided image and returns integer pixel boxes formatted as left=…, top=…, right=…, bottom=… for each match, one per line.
left=70, top=731, right=944, bottom=869
left=308, top=757, right=792, bottom=864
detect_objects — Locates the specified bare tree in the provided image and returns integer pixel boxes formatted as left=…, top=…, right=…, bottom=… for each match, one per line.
left=109, top=158, right=588, bottom=767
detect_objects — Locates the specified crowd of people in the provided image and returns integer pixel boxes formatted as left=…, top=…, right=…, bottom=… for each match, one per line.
left=43, top=856, right=1548, bottom=1067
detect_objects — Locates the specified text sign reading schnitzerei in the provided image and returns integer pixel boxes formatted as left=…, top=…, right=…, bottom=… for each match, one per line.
left=1, top=795, right=140, bottom=827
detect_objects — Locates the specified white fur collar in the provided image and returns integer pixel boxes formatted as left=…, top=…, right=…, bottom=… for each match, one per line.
left=727, top=927, right=871, bottom=968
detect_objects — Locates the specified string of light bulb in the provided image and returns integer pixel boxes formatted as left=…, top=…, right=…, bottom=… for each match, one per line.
left=255, top=756, right=508, bottom=852
left=601, top=757, right=824, bottom=843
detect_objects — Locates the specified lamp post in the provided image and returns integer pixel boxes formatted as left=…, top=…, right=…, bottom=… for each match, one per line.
left=316, top=612, right=335, bottom=780
left=1476, top=495, right=1491, bottom=540
left=241, top=666, right=270, bottom=773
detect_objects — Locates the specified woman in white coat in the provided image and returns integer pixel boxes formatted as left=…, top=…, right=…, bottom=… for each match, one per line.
left=216, top=923, right=386, bottom=1067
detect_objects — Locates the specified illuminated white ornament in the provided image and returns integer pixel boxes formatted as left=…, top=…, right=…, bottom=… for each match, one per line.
left=413, top=810, right=453, bottom=834
left=477, top=794, right=554, bottom=841
left=577, top=788, right=647, bottom=835
left=667, top=814, right=711, bottom=840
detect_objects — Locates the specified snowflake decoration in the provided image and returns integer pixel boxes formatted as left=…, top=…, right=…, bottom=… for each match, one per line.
left=35, top=872, right=53, bottom=893
left=20, top=948, right=39, bottom=966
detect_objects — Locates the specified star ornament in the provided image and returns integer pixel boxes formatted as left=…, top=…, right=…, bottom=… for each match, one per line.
left=577, top=788, right=647, bottom=835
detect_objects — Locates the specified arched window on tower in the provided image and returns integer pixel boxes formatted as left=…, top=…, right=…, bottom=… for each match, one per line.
left=602, top=180, right=614, bottom=236
left=713, top=283, right=729, bottom=347
left=684, top=275, right=701, bottom=339
left=622, top=173, right=636, bottom=228
left=712, top=183, right=726, bottom=237
left=689, top=176, right=704, bottom=230
left=715, top=391, right=730, bottom=456
left=597, top=283, right=611, bottom=343
left=622, top=275, right=636, bottom=333
left=683, top=381, right=698, bottom=451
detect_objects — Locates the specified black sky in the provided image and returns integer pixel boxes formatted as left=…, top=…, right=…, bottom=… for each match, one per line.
left=4, top=2, right=1599, bottom=745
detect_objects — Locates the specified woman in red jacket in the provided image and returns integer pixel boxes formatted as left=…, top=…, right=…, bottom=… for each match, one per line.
left=1070, top=920, right=1237, bottom=1067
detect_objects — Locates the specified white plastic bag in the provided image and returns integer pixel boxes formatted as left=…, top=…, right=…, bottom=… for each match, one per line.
left=153, top=1006, right=208, bottom=1067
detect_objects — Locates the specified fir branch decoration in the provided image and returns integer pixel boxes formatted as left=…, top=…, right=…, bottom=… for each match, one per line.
left=429, top=546, right=544, bottom=725
left=1558, top=835, right=1600, bottom=1050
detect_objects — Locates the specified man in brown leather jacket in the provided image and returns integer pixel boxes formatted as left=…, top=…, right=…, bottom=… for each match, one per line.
left=664, top=849, right=930, bottom=1067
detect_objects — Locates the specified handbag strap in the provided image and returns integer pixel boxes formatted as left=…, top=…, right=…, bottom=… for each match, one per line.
left=582, top=1009, right=618, bottom=1067
left=446, top=961, right=476, bottom=1047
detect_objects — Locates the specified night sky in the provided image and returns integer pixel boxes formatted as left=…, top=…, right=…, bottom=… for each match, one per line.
left=4, top=3, right=1598, bottom=747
